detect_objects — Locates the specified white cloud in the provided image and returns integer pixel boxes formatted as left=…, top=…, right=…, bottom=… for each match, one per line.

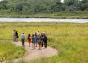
left=61, top=0, right=64, bottom=3
left=0, top=0, right=3, bottom=1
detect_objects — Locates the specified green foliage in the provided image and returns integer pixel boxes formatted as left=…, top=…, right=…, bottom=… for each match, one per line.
left=0, top=0, right=88, bottom=15
left=0, top=40, right=25, bottom=61
left=79, top=2, right=88, bottom=11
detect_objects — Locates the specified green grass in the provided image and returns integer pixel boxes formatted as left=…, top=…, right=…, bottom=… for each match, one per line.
left=0, top=40, right=25, bottom=62
left=0, top=22, right=88, bottom=63
left=0, top=11, right=88, bottom=19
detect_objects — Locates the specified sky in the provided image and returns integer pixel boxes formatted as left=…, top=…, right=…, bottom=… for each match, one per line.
left=0, top=0, right=2, bottom=1
left=61, top=0, right=64, bottom=3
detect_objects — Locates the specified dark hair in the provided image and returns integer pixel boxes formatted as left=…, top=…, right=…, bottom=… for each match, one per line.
left=28, top=34, right=31, bottom=37
left=32, top=34, right=34, bottom=37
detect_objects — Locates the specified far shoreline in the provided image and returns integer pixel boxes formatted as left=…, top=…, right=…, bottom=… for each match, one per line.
left=0, top=14, right=88, bottom=19
left=0, top=17, right=88, bottom=19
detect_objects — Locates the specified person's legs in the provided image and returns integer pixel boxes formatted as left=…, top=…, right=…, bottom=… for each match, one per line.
left=45, top=41, right=47, bottom=48
left=38, top=42, right=40, bottom=49
left=39, top=42, right=41, bottom=50
left=13, top=36, right=16, bottom=42
left=35, top=39, right=37, bottom=47
left=40, top=42, right=41, bottom=49
left=33, top=43, right=34, bottom=49
left=14, top=36, right=16, bottom=42
left=22, top=39, right=24, bottom=46
left=32, top=43, right=33, bottom=48
left=38, top=42, right=40, bottom=48
left=42, top=41, right=43, bottom=47
left=29, top=43, right=30, bottom=47
left=32, top=43, right=35, bottom=49
left=13, top=36, right=15, bottom=41
left=34, top=43, right=35, bottom=49
left=36, top=42, right=37, bottom=47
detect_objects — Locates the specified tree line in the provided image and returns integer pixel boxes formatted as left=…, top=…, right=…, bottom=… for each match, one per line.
left=0, top=0, right=88, bottom=14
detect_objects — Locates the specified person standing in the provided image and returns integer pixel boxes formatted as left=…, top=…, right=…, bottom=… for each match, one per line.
left=21, top=33, right=26, bottom=46
left=37, top=31, right=39, bottom=35
left=43, top=34, right=47, bottom=48
left=13, top=30, right=16, bottom=42
left=35, top=32, right=38, bottom=47
left=37, top=34, right=42, bottom=50
left=16, top=31, right=19, bottom=42
left=28, top=34, right=31, bottom=47
left=41, top=33, right=44, bottom=47
left=32, top=34, right=36, bottom=49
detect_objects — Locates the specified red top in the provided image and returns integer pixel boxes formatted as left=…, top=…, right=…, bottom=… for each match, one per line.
left=28, top=34, right=31, bottom=43
left=28, top=36, right=31, bottom=43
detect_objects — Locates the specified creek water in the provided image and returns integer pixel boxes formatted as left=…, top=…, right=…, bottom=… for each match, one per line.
left=0, top=18, right=88, bottom=23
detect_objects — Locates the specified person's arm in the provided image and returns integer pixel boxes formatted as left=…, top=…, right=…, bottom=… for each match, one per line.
left=24, top=35, right=26, bottom=39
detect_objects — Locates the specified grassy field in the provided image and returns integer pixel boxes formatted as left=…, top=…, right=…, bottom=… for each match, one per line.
left=0, top=40, right=25, bottom=62
left=0, top=22, right=88, bottom=63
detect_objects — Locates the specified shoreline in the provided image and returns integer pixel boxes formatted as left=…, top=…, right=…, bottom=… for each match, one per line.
left=0, top=15, right=88, bottom=19
left=0, top=17, right=88, bottom=19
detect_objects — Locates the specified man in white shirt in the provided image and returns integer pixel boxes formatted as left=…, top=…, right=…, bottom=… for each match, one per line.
left=37, top=31, right=39, bottom=35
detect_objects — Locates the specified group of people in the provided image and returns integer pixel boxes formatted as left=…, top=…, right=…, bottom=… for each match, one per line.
left=13, top=30, right=47, bottom=50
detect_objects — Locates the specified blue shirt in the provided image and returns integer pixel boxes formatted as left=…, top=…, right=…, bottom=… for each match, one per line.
left=21, top=34, right=25, bottom=39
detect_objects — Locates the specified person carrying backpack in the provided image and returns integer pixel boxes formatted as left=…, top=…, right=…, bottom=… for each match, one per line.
left=21, top=33, right=26, bottom=47
left=16, top=31, right=19, bottom=42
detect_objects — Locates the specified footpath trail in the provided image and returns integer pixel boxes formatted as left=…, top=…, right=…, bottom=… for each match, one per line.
left=3, top=41, right=58, bottom=63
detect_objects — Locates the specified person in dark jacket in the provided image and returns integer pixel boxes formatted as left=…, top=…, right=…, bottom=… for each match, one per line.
left=16, top=31, right=19, bottom=42
left=43, top=34, right=47, bottom=48
left=41, top=33, right=44, bottom=47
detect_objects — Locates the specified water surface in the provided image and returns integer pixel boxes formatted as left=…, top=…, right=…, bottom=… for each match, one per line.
left=0, top=18, right=88, bottom=23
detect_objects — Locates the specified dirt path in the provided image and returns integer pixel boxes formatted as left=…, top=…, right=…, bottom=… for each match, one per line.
left=3, top=41, right=58, bottom=63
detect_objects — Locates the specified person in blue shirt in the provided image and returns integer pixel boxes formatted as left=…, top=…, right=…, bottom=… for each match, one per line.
left=37, top=34, right=42, bottom=50
left=32, top=34, right=36, bottom=49
left=35, top=32, right=38, bottom=47
left=21, top=33, right=26, bottom=46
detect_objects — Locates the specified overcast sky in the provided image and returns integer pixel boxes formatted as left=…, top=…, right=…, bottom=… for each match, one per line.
left=0, top=0, right=2, bottom=1
left=61, top=0, right=64, bottom=3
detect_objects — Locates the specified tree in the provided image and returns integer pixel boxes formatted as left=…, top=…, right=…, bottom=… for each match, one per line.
left=0, top=1, right=8, bottom=10
left=78, top=0, right=88, bottom=11
left=64, top=0, right=80, bottom=11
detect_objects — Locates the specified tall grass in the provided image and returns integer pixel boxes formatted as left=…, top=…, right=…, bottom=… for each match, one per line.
left=0, top=40, right=25, bottom=62
left=0, top=22, right=88, bottom=63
